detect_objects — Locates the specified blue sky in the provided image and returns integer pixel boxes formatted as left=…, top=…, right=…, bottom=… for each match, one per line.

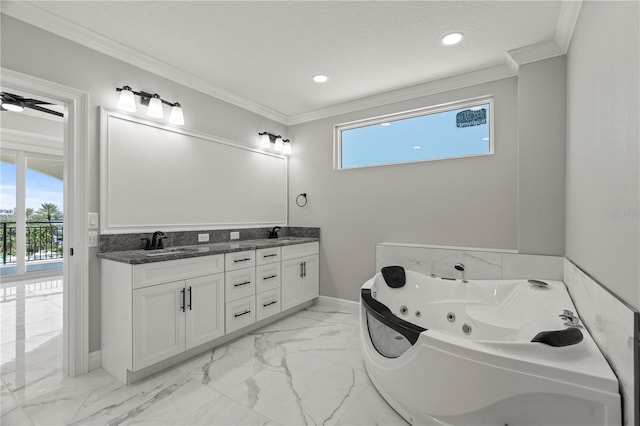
left=341, top=104, right=490, bottom=168
left=0, top=162, right=63, bottom=212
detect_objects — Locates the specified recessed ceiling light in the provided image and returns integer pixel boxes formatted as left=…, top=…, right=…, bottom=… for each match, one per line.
left=441, top=32, right=464, bottom=46
left=380, top=122, right=391, bottom=126
left=413, top=146, right=422, bottom=149
left=313, top=74, right=329, bottom=83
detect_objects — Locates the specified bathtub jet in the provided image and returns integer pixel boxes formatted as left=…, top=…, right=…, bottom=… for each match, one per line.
left=359, top=267, right=621, bottom=426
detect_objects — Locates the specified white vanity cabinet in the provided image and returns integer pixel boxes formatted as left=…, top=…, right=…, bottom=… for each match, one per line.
left=101, top=240, right=318, bottom=384
left=102, top=255, right=225, bottom=382
left=133, top=273, right=225, bottom=370
left=281, top=242, right=319, bottom=310
left=255, top=247, right=282, bottom=321
left=224, top=250, right=257, bottom=333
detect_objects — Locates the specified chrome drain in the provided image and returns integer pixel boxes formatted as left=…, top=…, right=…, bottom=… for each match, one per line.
left=462, top=323, right=472, bottom=335
left=447, top=312, right=456, bottom=322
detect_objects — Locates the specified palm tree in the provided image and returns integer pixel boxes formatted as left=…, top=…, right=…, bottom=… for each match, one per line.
left=34, top=203, right=63, bottom=257
left=35, top=203, right=62, bottom=221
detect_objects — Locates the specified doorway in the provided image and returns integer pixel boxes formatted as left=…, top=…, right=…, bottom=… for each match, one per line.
left=1, top=69, right=89, bottom=377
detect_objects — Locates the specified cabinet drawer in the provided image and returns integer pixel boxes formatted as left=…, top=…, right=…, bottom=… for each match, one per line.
left=225, top=250, right=255, bottom=271
left=256, top=247, right=281, bottom=265
left=226, top=295, right=255, bottom=334
left=225, top=268, right=256, bottom=302
left=256, top=263, right=281, bottom=293
left=133, top=255, right=224, bottom=289
left=281, top=242, right=319, bottom=261
left=256, top=288, right=281, bottom=322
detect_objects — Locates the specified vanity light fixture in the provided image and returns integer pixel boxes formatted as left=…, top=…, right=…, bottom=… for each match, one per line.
left=115, top=86, right=184, bottom=125
left=258, top=131, right=292, bottom=155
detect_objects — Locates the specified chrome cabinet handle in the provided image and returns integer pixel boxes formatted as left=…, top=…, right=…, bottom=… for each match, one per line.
left=188, top=286, right=192, bottom=310
left=234, top=257, right=251, bottom=263
left=263, top=300, right=277, bottom=307
left=234, top=310, right=251, bottom=318
left=263, top=274, right=277, bottom=280
left=233, top=281, right=252, bottom=287
left=263, top=253, right=277, bottom=258
left=180, top=288, right=185, bottom=312
left=299, top=262, right=303, bottom=278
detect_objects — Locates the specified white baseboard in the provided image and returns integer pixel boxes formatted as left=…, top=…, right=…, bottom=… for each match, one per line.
left=315, top=296, right=359, bottom=313
left=88, top=350, right=101, bottom=371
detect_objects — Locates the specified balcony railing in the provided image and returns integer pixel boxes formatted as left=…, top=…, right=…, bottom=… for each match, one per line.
left=1, top=221, right=64, bottom=265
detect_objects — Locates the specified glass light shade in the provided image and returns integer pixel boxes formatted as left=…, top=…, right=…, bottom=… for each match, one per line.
left=1, top=100, right=24, bottom=112
left=260, top=133, right=271, bottom=148
left=283, top=140, right=292, bottom=155
left=147, top=95, right=164, bottom=118
left=169, top=103, right=184, bottom=125
left=274, top=136, right=284, bottom=152
left=117, top=87, right=136, bottom=112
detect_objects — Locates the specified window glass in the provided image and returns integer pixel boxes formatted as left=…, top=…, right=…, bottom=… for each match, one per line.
left=336, top=99, right=492, bottom=169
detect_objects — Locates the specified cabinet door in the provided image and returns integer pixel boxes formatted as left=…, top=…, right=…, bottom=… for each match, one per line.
left=133, top=280, right=186, bottom=370
left=185, top=274, right=225, bottom=350
left=300, top=255, right=319, bottom=302
left=281, top=258, right=303, bottom=310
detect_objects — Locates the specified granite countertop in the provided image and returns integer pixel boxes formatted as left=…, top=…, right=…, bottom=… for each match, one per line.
left=98, top=237, right=319, bottom=264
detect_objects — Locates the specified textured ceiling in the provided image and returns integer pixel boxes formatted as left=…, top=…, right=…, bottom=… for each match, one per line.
left=22, top=1, right=562, bottom=117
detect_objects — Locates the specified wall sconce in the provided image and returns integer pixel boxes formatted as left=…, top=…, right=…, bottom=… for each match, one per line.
left=258, top=131, right=291, bottom=155
left=116, top=86, right=184, bottom=125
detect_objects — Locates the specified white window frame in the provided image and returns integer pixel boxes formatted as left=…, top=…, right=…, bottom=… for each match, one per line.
left=334, top=96, right=494, bottom=170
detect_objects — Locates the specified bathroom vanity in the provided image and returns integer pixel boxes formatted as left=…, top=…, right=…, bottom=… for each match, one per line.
left=100, top=239, right=319, bottom=383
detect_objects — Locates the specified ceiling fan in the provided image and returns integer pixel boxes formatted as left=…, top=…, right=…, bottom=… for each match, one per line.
left=0, top=91, right=63, bottom=117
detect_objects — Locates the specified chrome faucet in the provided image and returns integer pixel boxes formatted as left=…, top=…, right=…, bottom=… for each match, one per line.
left=268, top=226, right=281, bottom=239
left=454, top=263, right=467, bottom=283
left=559, top=310, right=580, bottom=327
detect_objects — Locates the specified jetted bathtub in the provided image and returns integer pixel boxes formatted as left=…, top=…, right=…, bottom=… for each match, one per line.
left=360, top=267, right=621, bottom=426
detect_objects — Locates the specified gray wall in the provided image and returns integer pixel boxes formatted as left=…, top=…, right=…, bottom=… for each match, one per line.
left=517, top=56, right=566, bottom=256
left=289, top=78, right=519, bottom=301
left=1, top=15, right=288, bottom=351
left=565, top=1, right=640, bottom=310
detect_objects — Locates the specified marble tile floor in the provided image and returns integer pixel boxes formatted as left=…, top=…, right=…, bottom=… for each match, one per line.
left=1, top=292, right=408, bottom=426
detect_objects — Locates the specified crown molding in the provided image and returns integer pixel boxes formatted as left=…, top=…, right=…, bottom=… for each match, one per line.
left=507, top=40, right=565, bottom=67
left=555, top=0, right=583, bottom=53
left=2, top=1, right=583, bottom=128
left=1, top=2, right=289, bottom=125
left=288, top=63, right=516, bottom=125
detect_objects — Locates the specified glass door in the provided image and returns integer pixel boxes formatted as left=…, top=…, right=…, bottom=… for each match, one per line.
left=0, top=151, right=63, bottom=277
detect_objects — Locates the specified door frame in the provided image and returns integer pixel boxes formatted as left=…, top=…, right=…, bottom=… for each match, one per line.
left=2, top=68, right=90, bottom=376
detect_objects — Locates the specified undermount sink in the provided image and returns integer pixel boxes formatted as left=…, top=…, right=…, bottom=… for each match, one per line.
left=143, top=249, right=184, bottom=256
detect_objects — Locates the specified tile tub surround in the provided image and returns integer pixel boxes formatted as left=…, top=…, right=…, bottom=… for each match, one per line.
left=99, top=226, right=320, bottom=253
left=375, top=242, right=564, bottom=280
left=564, top=259, right=639, bottom=426
left=0, top=303, right=408, bottom=426
left=375, top=242, right=638, bottom=426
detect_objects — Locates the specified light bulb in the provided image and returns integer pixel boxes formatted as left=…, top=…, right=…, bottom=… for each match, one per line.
left=1, top=100, right=24, bottom=112
left=117, top=86, right=136, bottom=112
left=283, top=140, right=292, bottom=155
left=260, top=133, right=271, bottom=148
left=274, top=136, right=284, bottom=152
left=147, top=94, right=164, bottom=118
left=169, top=103, right=184, bottom=125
